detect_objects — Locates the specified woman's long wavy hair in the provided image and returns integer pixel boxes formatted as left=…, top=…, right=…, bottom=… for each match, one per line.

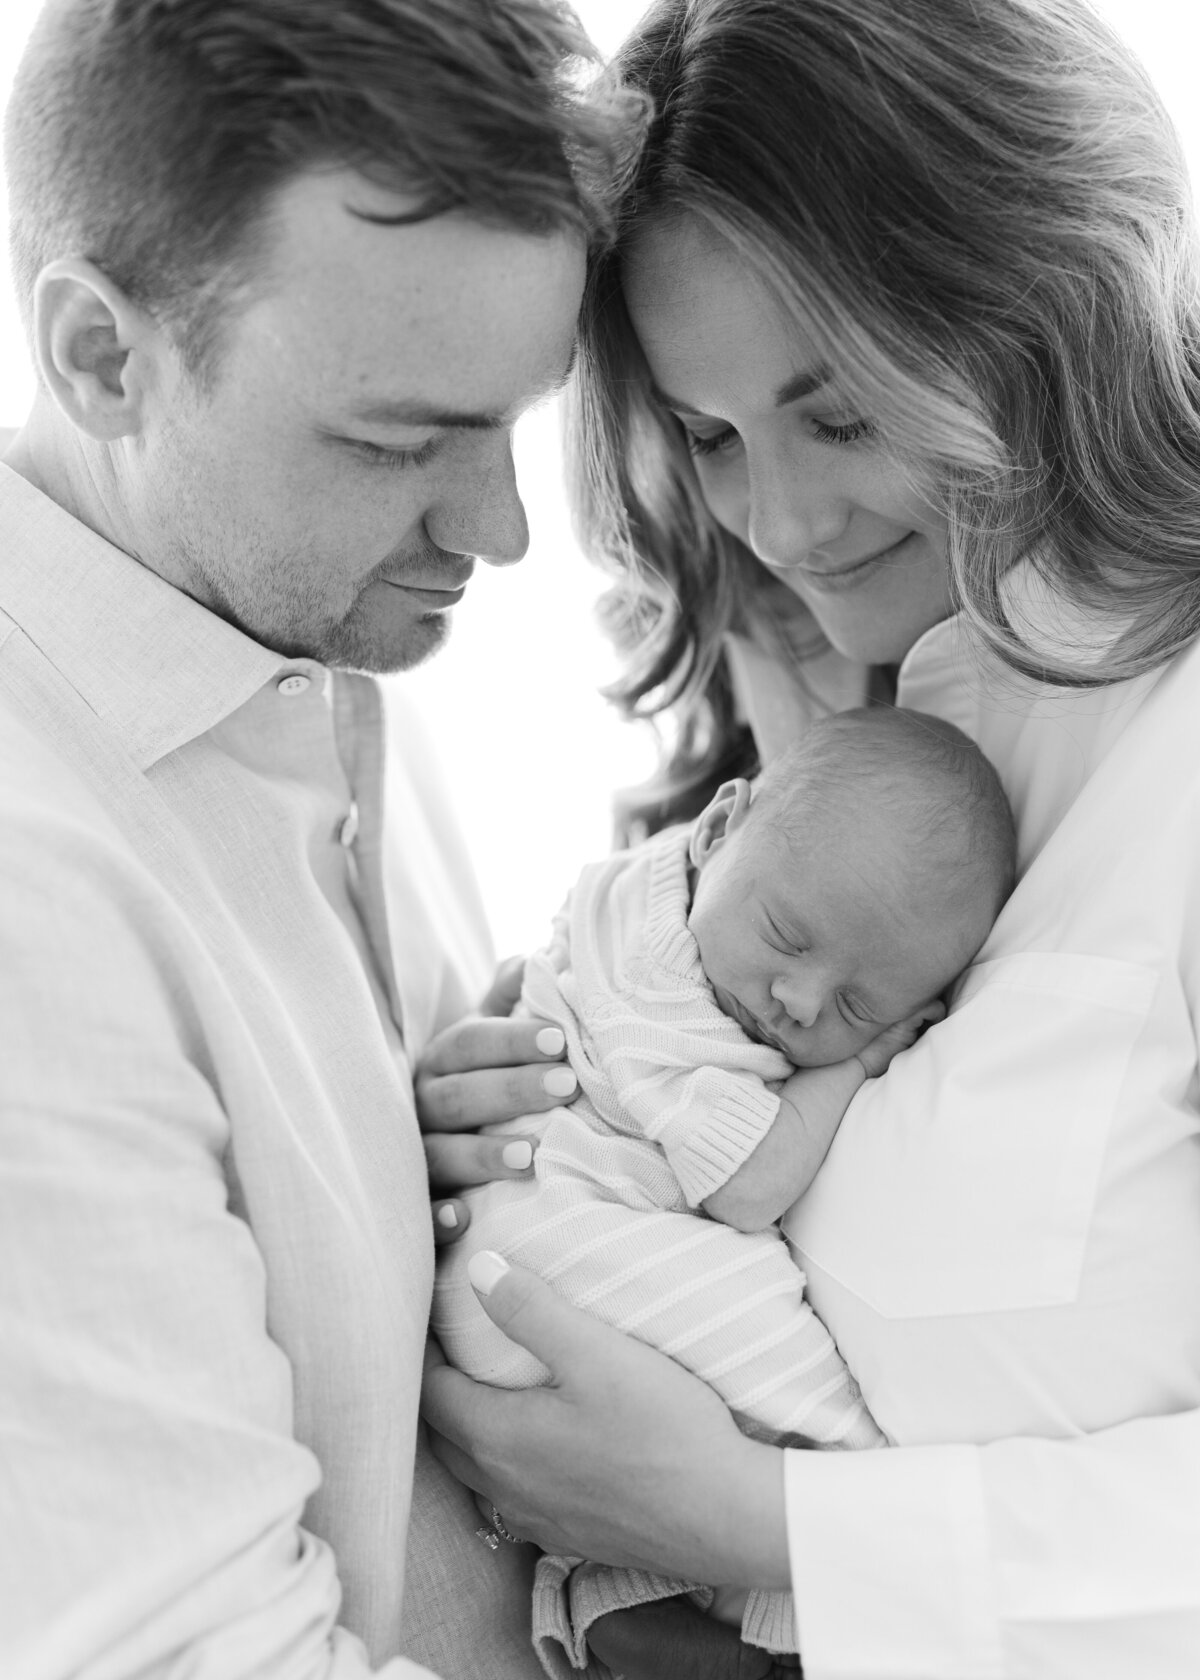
left=569, top=0, right=1200, bottom=834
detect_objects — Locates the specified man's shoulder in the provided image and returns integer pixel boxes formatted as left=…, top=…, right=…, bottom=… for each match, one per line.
left=0, top=686, right=127, bottom=851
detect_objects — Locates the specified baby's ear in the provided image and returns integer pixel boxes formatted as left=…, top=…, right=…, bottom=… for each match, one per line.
left=688, top=777, right=754, bottom=869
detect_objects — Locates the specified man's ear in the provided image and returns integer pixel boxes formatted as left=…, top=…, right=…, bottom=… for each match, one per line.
left=687, top=776, right=754, bottom=870
left=31, top=258, right=163, bottom=442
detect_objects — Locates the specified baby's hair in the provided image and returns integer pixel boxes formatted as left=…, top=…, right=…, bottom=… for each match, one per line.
left=753, top=708, right=1017, bottom=920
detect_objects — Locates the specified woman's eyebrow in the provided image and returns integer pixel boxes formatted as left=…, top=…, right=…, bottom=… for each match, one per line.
left=773, top=365, right=833, bottom=405
left=646, top=380, right=701, bottom=415
left=647, top=363, right=833, bottom=415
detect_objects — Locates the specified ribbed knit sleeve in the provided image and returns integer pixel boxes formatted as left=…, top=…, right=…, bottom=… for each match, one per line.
left=644, top=1065, right=783, bottom=1206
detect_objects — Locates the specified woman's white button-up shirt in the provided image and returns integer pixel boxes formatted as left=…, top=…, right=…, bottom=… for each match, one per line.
left=778, top=614, right=1200, bottom=1679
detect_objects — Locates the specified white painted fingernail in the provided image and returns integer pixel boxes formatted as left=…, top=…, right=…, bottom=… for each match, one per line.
left=468, top=1250, right=510, bottom=1297
left=542, top=1067, right=577, bottom=1098
left=436, top=1204, right=459, bottom=1229
left=536, top=1027, right=566, bottom=1057
left=502, top=1140, right=533, bottom=1171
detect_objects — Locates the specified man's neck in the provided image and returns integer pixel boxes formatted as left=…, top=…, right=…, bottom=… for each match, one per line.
left=3, top=404, right=138, bottom=566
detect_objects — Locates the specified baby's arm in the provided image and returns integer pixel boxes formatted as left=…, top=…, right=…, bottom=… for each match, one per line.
left=701, top=1058, right=864, bottom=1232
left=702, top=1009, right=941, bottom=1233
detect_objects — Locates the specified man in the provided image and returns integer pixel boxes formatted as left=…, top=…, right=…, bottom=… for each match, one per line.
left=0, top=2, right=633, bottom=1674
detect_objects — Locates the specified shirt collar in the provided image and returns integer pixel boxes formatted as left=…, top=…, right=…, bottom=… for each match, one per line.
left=0, top=462, right=321, bottom=769
left=897, top=558, right=1134, bottom=695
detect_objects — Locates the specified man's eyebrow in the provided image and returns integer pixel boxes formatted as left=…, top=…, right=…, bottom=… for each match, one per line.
left=349, top=346, right=578, bottom=434
left=647, top=363, right=833, bottom=416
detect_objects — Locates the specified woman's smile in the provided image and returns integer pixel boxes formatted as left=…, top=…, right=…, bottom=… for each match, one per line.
left=782, top=530, right=919, bottom=592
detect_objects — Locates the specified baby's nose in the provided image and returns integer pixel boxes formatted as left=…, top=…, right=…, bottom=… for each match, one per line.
left=771, top=975, right=824, bottom=1029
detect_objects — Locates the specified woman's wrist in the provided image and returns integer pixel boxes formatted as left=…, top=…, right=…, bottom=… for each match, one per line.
left=708, top=1435, right=791, bottom=1592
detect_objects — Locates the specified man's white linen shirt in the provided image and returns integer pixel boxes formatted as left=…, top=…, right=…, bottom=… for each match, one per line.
left=771, top=617, right=1200, bottom=1678
left=0, top=464, right=528, bottom=1679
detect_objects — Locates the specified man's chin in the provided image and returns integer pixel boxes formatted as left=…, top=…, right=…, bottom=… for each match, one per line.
left=297, top=608, right=452, bottom=675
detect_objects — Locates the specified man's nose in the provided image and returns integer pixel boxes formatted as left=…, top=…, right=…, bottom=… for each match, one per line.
left=426, top=434, right=528, bottom=568
left=745, top=451, right=850, bottom=571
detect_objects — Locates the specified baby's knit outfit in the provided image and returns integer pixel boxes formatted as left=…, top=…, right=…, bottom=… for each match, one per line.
left=432, top=825, right=885, bottom=1677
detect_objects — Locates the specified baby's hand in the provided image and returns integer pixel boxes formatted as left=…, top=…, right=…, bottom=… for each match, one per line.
left=854, top=1001, right=945, bottom=1080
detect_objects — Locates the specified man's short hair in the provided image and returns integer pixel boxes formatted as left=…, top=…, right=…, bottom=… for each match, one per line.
left=5, top=0, right=636, bottom=371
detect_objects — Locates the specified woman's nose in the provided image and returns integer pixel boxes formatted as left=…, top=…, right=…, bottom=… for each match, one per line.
left=745, top=453, right=850, bottom=570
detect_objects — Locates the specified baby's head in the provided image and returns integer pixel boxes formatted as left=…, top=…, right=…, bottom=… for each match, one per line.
left=686, top=708, right=1016, bottom=1067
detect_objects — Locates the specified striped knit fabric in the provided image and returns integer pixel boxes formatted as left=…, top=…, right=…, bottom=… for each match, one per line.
left=432, top=826, right=885, bottom=1669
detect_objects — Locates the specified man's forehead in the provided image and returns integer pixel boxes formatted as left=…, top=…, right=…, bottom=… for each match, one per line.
left=251, top=169, right=585, bottom=416
left=263, top=168, right=584, bottom=318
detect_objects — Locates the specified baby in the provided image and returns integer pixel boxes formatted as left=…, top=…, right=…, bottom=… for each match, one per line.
left=433, top=706, right=1016, bottom=1672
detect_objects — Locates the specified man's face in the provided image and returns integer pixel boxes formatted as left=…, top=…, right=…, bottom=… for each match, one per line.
left=129, top=170, right=586, bottom=671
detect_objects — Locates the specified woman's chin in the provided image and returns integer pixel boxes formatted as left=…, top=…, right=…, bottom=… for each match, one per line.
left=801, top=588, right=954, bottom=668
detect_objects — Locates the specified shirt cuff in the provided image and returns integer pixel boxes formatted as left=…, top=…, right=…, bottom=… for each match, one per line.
left=783, top=1443, right=1004, bottom=1680
left=668, top=1084, right=781, bottom=1205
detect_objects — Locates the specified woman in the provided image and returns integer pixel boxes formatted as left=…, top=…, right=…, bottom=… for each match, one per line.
left=421, top=0, right=1200, bottom=1674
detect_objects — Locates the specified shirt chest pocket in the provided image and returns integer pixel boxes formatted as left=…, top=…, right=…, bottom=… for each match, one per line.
left=784, top=951, right=1159, bottom=1318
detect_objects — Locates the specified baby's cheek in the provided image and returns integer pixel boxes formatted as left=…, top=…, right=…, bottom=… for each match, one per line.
left=807, top=1017, right=871, bottom=1067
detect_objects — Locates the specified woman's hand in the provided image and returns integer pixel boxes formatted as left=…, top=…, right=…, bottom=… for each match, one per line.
left=416, top=958, right=579, bottom=1244
left=421, top=1254, right=790, bottom=1591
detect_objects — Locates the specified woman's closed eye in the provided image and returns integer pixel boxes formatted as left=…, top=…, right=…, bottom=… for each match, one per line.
left=684, top=423, right=738, bottom=458
left=811, top=417, right=876, bottom=446
left=682, top=415, right=877, bottom=459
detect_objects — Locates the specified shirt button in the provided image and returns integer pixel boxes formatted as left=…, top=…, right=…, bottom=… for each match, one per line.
left=338, top=802, right=360, bottom=848
left=277, top=673, right=311, bottom=696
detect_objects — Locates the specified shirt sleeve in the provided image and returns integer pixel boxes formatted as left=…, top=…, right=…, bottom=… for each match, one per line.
left=0, top=777, right=439, bottom=1677
left=784, top=1409, right=1200, bottom=1680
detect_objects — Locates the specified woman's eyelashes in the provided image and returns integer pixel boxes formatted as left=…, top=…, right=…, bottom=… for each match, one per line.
left=681, top=415, right=876, bottom=457
left=811, top=418, right=876, bottom=446
left=684, top=424, right=738, bottom=458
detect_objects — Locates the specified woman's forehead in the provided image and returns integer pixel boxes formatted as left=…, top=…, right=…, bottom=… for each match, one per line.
left=622, top=215, right=827, bottom=412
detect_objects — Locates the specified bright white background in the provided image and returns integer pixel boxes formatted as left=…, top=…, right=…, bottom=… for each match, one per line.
left=0, top=0, right=1194, bottom=957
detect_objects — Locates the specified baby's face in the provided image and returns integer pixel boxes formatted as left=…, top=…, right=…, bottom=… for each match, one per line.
left=688, top=797, right=986, bottom=1067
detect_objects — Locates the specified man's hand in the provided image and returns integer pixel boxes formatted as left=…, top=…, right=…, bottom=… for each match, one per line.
left=416, top=958, right=579, bottom=1243
left=589, top=1599, right=802, bottom=1679
left=854, top=999, right=945, bottom=1080
left=421, top=1254, right=790, bottom=1590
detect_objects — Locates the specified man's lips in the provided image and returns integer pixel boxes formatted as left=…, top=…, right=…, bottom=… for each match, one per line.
left=381, top=575, right=471, bottom=607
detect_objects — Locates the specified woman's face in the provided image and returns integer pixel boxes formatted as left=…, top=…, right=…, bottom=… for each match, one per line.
left=622, top=216, right=954, bottom=665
